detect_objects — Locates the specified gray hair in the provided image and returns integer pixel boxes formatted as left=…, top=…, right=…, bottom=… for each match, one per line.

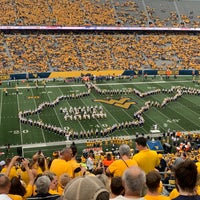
left=35, top=175, right=51, bottom=194
left=119, top=144, right=131, bottom=157
left=122, top=166, right=146, bottom=196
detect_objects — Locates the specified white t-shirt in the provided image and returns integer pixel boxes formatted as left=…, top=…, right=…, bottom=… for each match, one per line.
left=0, top=194, right=12, bottom=200
left=113, top=195, right=144, bottom=200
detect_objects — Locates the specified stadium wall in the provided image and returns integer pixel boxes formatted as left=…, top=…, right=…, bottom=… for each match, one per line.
left=1, top=69, right=199, bottom=81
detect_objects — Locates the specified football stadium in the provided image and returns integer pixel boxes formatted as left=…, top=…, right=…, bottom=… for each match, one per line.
left=0, top=0, right=200, bottom=198
left=0, top=75, right=199, bottom=158
left=0, top=0, right=200, bottom=157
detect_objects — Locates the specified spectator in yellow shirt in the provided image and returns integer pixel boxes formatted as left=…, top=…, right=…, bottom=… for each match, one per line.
left=133, top=137, right=160, bottom=174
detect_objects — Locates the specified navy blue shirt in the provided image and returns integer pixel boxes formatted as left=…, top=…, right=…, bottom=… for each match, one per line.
left=173, top=195, right=200, bottom=200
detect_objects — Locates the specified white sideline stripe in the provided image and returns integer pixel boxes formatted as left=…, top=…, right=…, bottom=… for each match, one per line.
left=1, top=80, right=193, bottom=90
left=16, top=94, right=23, bottom=145
left=2, top=130, right=200, bottom=150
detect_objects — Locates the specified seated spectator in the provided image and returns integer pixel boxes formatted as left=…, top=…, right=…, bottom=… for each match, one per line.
left=26, top=176, right=60, bottom=200
left=144, top=170, right=170, bottom=200
left=63, top=175, right=109, bottom=200
left=110, top=176, right=124, bottom=199
left=172, top=159, right=200, bottom=200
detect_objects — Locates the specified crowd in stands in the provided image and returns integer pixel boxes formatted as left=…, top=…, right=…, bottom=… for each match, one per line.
left=1, top=137, right=200, bottom=199
left=0, top=0, right=200, bottom=27
left=1, top=32, right=200, bottom=74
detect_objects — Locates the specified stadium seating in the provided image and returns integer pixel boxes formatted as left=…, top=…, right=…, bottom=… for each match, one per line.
left=0, top=0, right=200, bottom=27
left=0, top=32, right=200, bottom=74
left=0, top=0, right=200, bottom=74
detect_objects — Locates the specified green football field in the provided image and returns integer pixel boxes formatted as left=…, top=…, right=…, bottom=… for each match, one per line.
left=0, top=75, right=200, bottom=158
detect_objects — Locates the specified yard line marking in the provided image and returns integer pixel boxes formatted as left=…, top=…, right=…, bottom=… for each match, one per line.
left=16, top=94, right=23, bottom=145
left=181, top=96, right=200, bottom=112
left=0, top=91, right=2, bottom=126
left=45, top=88, right=63, bottom=129
left=171, top=101, right=200, bottom=128
left=30, top=88, right=46, bottom=143
left=149, top=93, right=186, bottom=131
left=58, top=88, right=86, bottom=132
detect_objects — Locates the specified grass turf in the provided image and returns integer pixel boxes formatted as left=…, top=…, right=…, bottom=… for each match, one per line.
left=0, top=75, right=199, bottom=158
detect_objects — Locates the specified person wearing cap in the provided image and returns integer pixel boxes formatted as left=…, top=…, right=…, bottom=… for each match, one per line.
left=0, top=161, right=6, bottom=172
left=156, top=154, right=167, bottom=174
left=63, top=175, right=109, bottom=200
left=133, top=137, right=160, bottom=174
left=1, top=158, right=18, bottom=180
left=106, top=144, right=138, bottom=177
left=26, top=175, right=60, bottom=200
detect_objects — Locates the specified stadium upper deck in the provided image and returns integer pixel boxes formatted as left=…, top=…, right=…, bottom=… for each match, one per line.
left=0, top=31, right=200, bottom=75
left=0, top=0, right=200, bottom=76
left=0, top=0, right=200, bottom=28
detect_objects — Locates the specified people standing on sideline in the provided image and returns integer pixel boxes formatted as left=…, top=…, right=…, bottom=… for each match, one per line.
left=133, top=137, right=160, bottom=174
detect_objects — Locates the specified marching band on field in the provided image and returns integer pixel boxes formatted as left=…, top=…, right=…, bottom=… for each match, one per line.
left=18, top=82, right=200, bottom=140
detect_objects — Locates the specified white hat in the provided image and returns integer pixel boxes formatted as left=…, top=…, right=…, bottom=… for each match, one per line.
left=0, top=161, right=6, bottom=166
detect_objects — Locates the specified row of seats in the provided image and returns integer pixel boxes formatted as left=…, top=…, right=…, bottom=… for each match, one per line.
left=0, top=32, right=200, bottom=74
left=0, top=0, right=200, bottom=27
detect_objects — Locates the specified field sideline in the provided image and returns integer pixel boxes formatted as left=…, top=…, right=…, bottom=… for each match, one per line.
left=0, top=76, right=199, bottom=157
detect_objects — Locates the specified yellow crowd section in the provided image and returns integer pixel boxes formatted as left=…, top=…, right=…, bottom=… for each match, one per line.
left=48, top=70, right=124, bottom=79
